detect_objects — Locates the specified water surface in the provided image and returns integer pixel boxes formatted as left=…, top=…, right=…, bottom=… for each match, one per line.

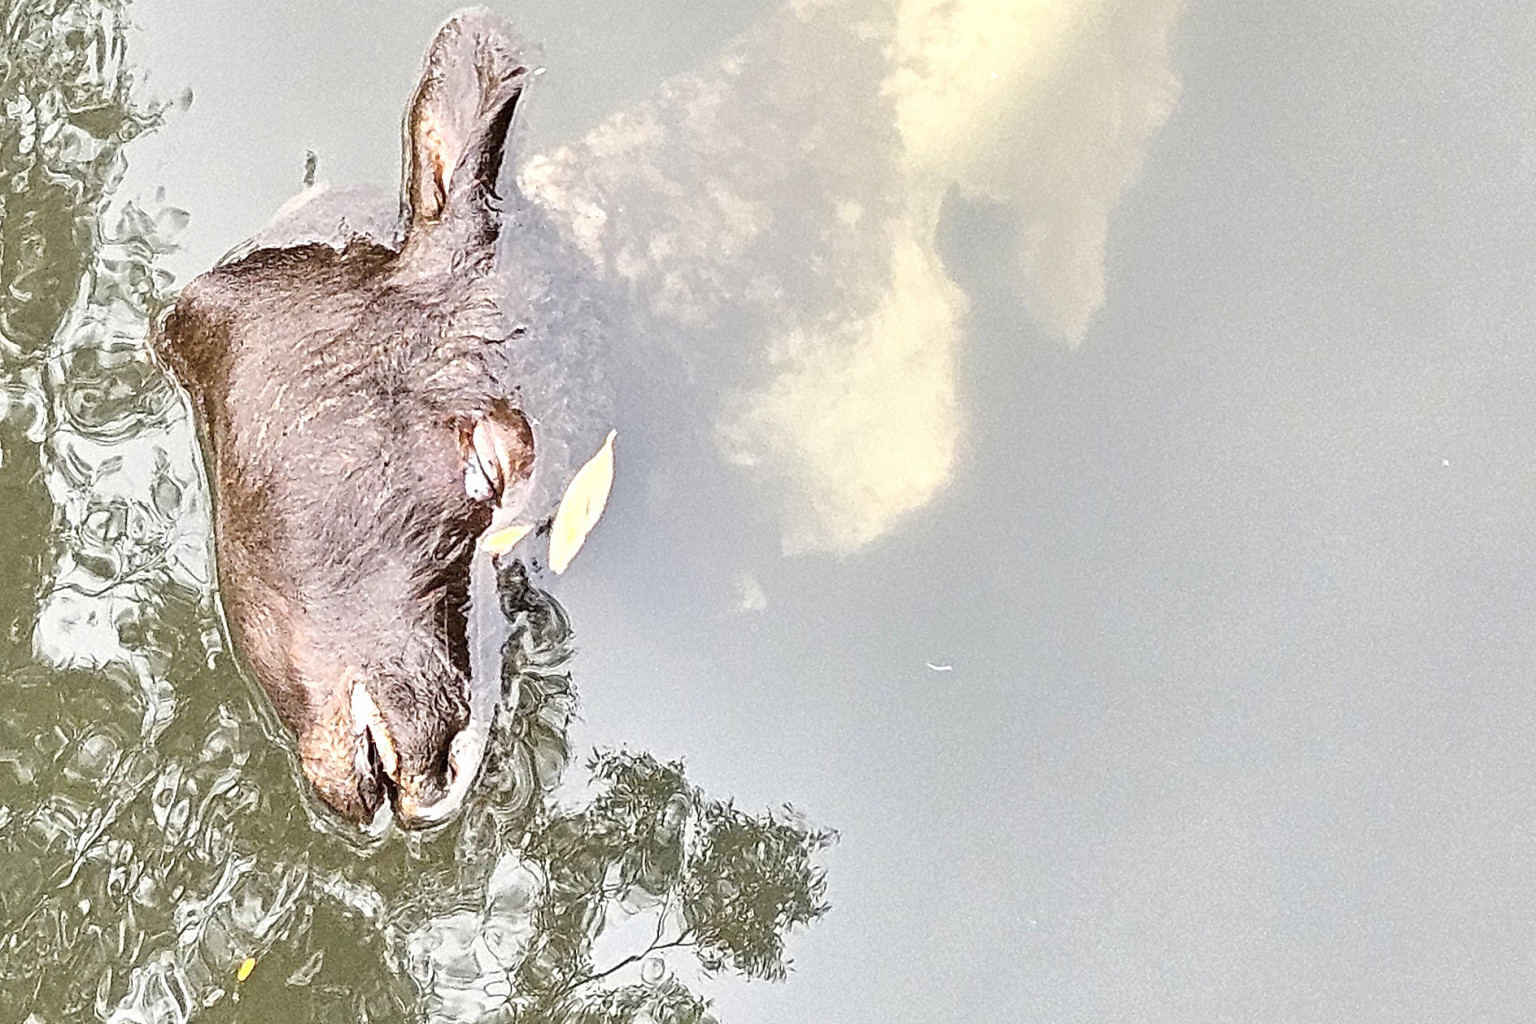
left=7, top=0, right=1536, bottom=1022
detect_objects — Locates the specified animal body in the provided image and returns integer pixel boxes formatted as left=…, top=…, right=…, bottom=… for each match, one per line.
left=155, top=10, right=539, bottom=825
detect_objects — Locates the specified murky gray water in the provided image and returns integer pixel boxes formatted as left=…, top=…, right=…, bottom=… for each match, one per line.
left=8, top=0, right=1536, bottom=1021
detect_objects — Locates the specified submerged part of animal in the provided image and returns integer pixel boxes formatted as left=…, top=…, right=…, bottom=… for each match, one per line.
left=154, top=10, right=600, bottom=826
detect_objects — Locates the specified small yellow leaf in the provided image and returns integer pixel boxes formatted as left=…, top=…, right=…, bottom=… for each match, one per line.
left=549, top=430, right=617, bottom=574
left=237, top=956, right=257, bottom=983
left=482, top=518, right=533, bottom=556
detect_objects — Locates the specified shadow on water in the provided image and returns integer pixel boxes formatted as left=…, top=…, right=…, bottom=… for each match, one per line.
left=0, top=3, right=831, bottom=1022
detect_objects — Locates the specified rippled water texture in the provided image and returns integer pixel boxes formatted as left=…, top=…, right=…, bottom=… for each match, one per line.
left=0, top=4, right=830, bottom=1021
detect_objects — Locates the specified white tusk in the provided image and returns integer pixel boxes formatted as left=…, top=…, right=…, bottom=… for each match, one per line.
left=471, top=419, right=512, bottom=497
left=350, top=681, right=398, bottom=778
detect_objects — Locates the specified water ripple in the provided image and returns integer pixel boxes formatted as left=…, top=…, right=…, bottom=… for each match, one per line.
left=1, top=5, right=833, bottom=1022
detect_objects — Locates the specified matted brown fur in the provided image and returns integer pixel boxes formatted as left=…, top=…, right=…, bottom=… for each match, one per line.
left=155, top=10, right=535, bottom=823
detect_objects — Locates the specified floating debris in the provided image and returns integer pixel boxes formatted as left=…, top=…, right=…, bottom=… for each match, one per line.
left=482, top=511, right=533, bottom=556
left=548, top=430, right=616, bottom=574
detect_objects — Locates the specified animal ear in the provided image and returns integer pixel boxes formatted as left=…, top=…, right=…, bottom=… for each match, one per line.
left=403, top=10, right=530, bottom=239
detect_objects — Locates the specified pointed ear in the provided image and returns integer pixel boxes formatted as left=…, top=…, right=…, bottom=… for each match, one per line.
left=403, top=10, right=530, bottom=239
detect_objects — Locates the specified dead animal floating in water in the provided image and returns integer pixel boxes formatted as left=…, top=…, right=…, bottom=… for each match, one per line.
left=154, top=10, right=615, bottom=827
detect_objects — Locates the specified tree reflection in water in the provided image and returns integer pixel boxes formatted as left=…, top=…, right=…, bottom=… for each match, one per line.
left=0, top=2, right=833, bottom=1022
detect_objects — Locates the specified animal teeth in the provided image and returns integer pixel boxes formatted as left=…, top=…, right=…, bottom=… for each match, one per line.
left=350, top=681, right=399, bottom=778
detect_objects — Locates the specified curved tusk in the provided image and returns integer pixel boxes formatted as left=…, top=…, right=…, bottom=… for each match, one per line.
left=471, top=419, right=511, bottom=498
left=350, top=681, right=399, bottom=778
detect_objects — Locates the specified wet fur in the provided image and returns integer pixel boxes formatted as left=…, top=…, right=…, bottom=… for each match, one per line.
left=154, top=10, right=535, bottom=820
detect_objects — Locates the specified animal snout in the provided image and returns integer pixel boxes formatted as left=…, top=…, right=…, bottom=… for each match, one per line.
left=349, top=678, right=473, bottom=828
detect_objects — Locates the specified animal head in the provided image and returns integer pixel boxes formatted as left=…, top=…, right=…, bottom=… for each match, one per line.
left=155, top=9, right=538, bottom=826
